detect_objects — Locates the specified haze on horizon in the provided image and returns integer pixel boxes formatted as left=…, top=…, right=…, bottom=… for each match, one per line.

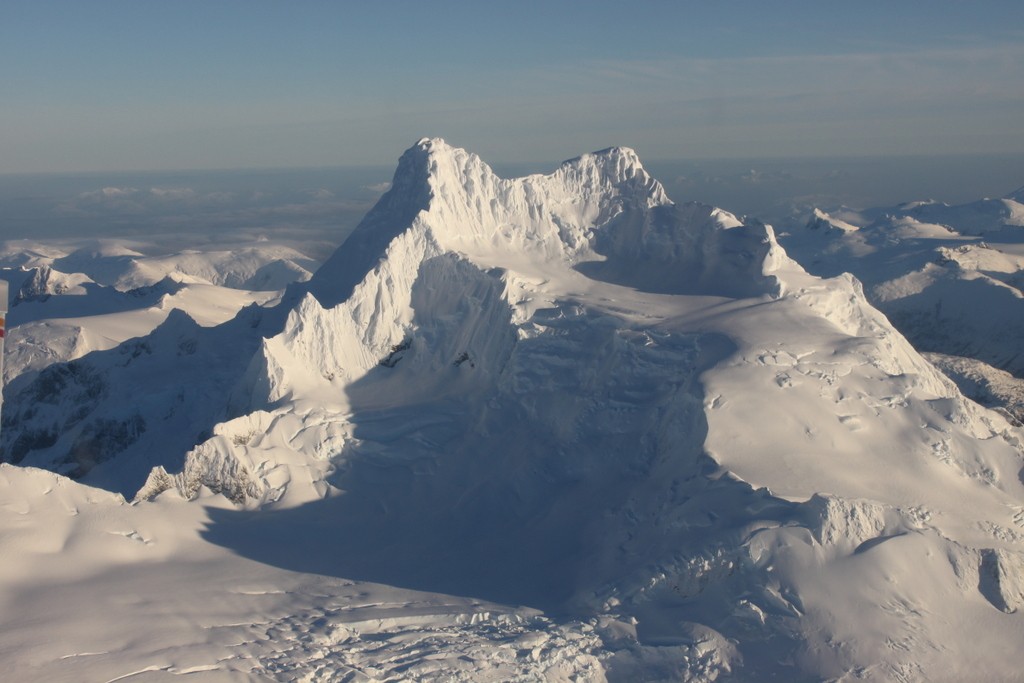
left=3, top=0, right=1024, bottom=176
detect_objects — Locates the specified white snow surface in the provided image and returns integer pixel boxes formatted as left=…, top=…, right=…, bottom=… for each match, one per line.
left=1, top=268, right=281, bottom=394
left=2, top=139, right=1024, bottom=681
left=45, top=241, right=317, bottom=291
left=784, top=202, right=1024, bottom=380
left=0, top=239, right=318, bottom=392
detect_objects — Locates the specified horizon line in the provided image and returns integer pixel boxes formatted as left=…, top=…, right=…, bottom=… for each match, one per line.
left=3, top=150, right=1024, bottom=179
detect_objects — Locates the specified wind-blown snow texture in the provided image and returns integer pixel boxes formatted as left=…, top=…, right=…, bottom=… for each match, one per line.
left=2, top=139, right=1024, bottom=682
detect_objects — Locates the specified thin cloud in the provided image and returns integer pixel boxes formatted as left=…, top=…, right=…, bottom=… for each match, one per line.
left=148, top=187, right=196, bottom=200
left=81, top=186, right=139, bottom=199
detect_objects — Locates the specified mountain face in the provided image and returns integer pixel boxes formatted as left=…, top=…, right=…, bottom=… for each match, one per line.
left=3, top=139, right=1024, bottom=681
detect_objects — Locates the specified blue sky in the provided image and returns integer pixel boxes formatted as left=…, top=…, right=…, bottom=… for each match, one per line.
left=3, top=1, right=1023, bottom=172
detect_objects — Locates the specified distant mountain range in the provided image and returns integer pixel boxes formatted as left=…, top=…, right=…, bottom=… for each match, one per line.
left=784, top=189, right=1024, bottom=423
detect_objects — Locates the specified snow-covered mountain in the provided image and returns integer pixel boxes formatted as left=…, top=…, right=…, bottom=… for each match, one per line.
left=0, top=240, right=318, bottom=292
left=0, top=239, right=316, bottom=394
left=50, top=243, right=317, bottom=291
left=2, top=139, right=1024, bottom=681
left=783, top=193, right=1024, bottom=419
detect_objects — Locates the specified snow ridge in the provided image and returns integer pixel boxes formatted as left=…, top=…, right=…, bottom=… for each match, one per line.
left=311, top=138, right=786, bottom=306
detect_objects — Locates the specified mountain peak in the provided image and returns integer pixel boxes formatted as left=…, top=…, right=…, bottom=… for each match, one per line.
left=403, top=137, right=486, bottom=175
left=564, top=145, right=642, bottom=167
left=414, top=135, right=447, bottom=149
left=309, top=139, right=676, bottom=307
left=404, top=138, right=656, bottom=202
left=556, top=145, right=665, bottom=204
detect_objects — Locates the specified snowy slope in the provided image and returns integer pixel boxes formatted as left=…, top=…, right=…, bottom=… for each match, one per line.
left=1, top=264, right=281, bottom=396
left=0, top=464, right=610, bottom=682
left=0, top=239, right=314, bottom=392
left=2, top=140, right=1024, bottom=681
left=784, top=200, right=1024, bottom=386
left=925, top=352, right=1024, bottom=426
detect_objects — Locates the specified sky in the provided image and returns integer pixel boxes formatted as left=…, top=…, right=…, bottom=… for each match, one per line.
left=2, top=1, right=1024, bottom=173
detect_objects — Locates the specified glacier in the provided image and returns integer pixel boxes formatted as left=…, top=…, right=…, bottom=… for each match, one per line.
left=1, top=139, right=1023, bottom=681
